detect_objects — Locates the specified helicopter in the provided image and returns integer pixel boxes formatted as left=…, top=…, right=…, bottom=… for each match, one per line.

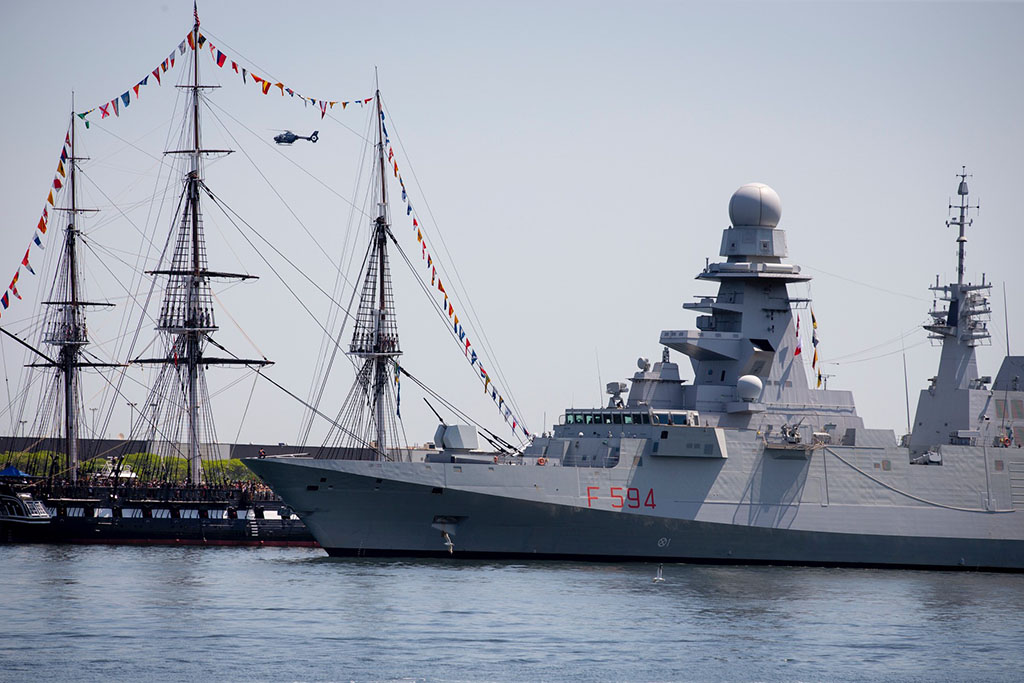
left=273, top=130, right=318, bottom=145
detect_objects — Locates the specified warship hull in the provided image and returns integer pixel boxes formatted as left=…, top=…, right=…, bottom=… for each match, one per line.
left=246, top=179, right=1024, bottom=571
left=246, top=438, right=1024, bottom=570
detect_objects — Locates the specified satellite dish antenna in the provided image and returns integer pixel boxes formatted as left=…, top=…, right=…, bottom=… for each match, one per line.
left=637, top=357, right=650, bottom=372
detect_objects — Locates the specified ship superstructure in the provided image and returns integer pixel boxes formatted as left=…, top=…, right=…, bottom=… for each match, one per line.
left=248, top=177, right=1024, bottom=570
left=910, top=169, right=1001, bottom=453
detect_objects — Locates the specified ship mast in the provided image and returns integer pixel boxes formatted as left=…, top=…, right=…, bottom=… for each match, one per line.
left=61, top=109, right=84, bottom=482
left=133, top=11, right=271, bottom=483
left=949, top=166, right=977, bottom=288
left=39, top=102, right=116, bottom=483
left=373, top=90, right=390, bottom=454
left=320, top=88, right=404, bottom=461
left=923, top=167, right=990, bottom=378
left=186, top=12, right=203, bottom=484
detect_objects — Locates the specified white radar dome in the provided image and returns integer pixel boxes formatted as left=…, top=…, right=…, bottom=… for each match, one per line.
left=728, top=183, right=782, bottom=228
left=736, top=375, right=764, bottom=402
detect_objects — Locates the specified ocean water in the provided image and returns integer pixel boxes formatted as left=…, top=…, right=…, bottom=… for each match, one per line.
left=1, top=545, right=1023, bottom=682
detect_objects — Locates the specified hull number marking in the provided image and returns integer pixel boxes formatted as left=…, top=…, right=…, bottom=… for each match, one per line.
left=586, top=486, right=656, bottom=509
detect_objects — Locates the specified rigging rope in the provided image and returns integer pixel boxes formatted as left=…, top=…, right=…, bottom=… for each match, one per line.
left=382, top=100, right=529, bottom=432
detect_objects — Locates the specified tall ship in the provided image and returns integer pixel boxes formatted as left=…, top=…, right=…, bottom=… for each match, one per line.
left=0, top=12, right=312, bottom=546
left=247, top=164, right=1024, bottom=570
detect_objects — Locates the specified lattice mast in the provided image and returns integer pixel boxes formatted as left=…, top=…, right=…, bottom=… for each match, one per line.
left=134, top=14, right=270, bottom=483
left=343, top=89, right=403, bottom=458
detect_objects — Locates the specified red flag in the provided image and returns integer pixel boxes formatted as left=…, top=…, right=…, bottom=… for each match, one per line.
left=794, top=316, right=802, bottom=356
left=232, top=61, right=238, bottom=73
left=65, top=132, right=71, bottom=145
left=187, top=32, right=196, bottom=50
left=438, top=280, right=445, bottom=294
left=100, top=103, right=110, bottom=118
left=412, top=217, right=419, bottom=228
left=216, top=51, right=226, bottom=68
left=319, top=100, right=327, bottom=119
left=37, top=217, right=47, bottom=233
left=152, top=68, right=161, bottom=85
left=133, top=83, right=141, bottom=97
left=21, top=250, right=35, bottom=275
left=53, top=177, right=62, bottom=190
left=393, top=161, right=398, bottom=178
left=261, top=80, right=271, bottom=95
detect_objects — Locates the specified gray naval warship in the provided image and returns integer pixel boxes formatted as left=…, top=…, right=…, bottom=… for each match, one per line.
left=247, top=172, right=1024, bottom=570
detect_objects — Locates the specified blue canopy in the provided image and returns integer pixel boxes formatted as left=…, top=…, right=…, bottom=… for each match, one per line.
left=0, top=465, right=31, bottom=477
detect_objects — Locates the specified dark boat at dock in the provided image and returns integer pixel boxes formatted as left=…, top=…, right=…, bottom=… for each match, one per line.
left=7, top=480, right=313, bottom=546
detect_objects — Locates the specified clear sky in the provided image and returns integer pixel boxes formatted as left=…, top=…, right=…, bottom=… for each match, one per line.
left=1, top=1, right=1023, bottom=448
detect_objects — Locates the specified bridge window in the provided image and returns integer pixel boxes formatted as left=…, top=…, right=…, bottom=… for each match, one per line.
left=623, top=414, right=634, bottom=424
left=585, top=414, right=595, bottom=424
left=613, top=414, right=622, bottom=424
left=641, top=413, right=650, bottom=424
left=654, top=413, right=670, bottom=425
